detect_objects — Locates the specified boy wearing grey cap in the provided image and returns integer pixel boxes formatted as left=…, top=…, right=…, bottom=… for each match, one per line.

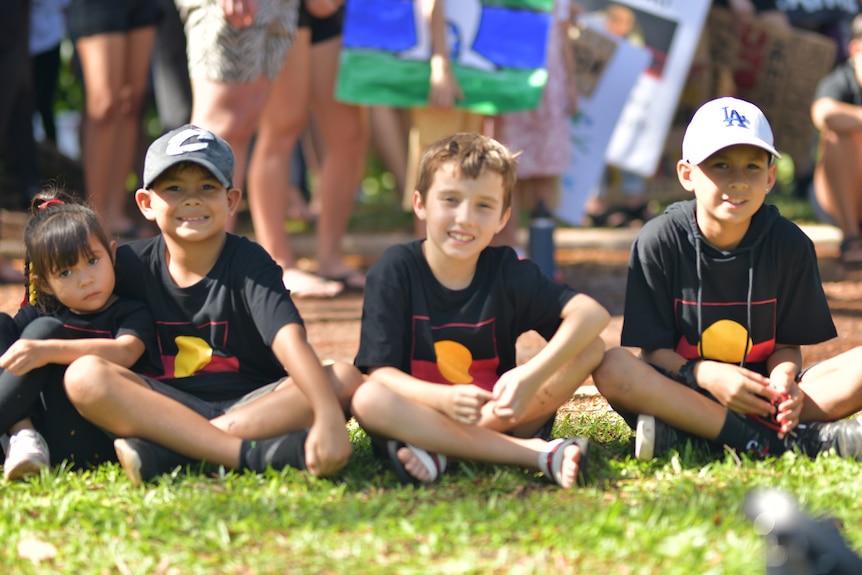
left=63, top=125, right=361, bottom=485
left=593, top=97, right=862, bottom=462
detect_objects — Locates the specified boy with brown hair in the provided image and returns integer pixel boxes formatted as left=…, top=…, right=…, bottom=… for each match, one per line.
left=593, top=97, right=862, bottom=461
left=62, top=125, right=362, bottom=485
left=352, top=133, right=609, bottom=489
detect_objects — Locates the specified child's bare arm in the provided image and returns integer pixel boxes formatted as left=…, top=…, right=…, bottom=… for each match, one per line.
left=369, top=366, right=492, bottom=425
left=642, top=348, right=784, bottom=419
left=271, top=323, right=351, bottom=476
left=0, top=335, right=145, bottom=376
left=492, top=293, right=609, bottom=421
left=767, top=344, right=803, bottom=437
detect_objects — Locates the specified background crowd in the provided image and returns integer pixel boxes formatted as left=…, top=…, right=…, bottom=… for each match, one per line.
left=1, top=0, right=861, bottom=293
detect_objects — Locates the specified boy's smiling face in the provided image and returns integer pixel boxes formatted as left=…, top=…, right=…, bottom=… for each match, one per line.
left=414, top=162, right=511, bottom=267
left=677, top=144, right=777, bottom=249
left=136, top=163, right=241, bottom=245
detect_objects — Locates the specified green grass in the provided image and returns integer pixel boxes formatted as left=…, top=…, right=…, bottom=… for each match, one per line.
left=4, top=413, right=862, bottom=574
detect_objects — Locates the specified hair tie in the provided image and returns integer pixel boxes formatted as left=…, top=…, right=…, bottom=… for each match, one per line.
left=38, top=199, right=64, bottom=210
left=27, top=263, right=36, bottom=306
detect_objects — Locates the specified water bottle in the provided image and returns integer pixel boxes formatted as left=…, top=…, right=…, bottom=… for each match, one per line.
left=528, top=200, right=556, bottom=280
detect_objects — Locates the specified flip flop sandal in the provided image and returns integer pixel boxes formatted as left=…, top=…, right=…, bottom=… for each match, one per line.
left=840, top=237, right=862, bottom=264
left=320, top=269, right=366, bottom=292
left=537, top=437, right=590, bottom=487
left=386, top=440, right=447, bottom=485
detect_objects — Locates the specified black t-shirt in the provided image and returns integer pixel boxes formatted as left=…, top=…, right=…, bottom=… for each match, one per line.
left=355, top=241, right=578, bottom=392
left=622, top=200, right=835, bottom=376
left=13, top=297, right=160, bottom=374
left=814, top=59, right=862, bottom=105
left=115, top=234, right=304, bottom=400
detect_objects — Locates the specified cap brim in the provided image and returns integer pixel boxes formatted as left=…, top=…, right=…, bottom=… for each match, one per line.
left=687, top=133, right=781, bottom=165
left=144, top=157, right=232, bottom=189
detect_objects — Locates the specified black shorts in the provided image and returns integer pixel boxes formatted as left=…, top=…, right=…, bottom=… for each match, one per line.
left=66, top=0, right=162, bottom=41
left=298, top=4, right=344, bottom=44
left=141, top=375, right=283, bottom=420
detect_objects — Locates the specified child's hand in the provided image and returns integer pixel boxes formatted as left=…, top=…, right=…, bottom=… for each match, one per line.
left=303, top=411, right=352, bottom=477
left=697, top=361, right=778, bottom=418
left=488, top=366, right=536, bottom=423
left=770, top=376, right=802, bottom=439
left=445, top=385, right=492, bottom=425
left=0, top=339, right=51, bottom=376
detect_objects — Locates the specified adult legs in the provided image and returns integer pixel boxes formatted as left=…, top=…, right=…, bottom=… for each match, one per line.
left=190, top=76, right=271, bottom=231
left=152, top=0, right=193, bottom=131
left=813, top=130, right=862, bottom=245
left=245, top=28, right=341, bottom=296
left=308, top=35, right=369, bottom=285
left=76, top=26, right=156, bottom=235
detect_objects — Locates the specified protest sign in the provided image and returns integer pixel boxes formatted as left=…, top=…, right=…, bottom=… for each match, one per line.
left=575, top=0, right=712, bottom=178
left=705, top=7, right=837, bottom=168
left=557, top=24, right=651, bottom=225
left=336, top=0, right=553, bottom=114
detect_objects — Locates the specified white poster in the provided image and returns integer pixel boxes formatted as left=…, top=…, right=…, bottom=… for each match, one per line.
left=578, top=0, right=711, bottom=177
left=557, top=26, right=650, bottom=225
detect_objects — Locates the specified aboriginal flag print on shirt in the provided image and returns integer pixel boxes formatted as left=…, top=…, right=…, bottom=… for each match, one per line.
left=674, top=297, right=776, bottom=364
left=156, top=320, right=240, bottom=379
left=353, top=241, right=579, bottom=387
left=410, top=316, right=501, bottom=391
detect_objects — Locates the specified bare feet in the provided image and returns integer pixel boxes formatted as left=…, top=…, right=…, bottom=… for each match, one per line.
left=397, top=446, right=433, bottom=483
left=282, top=268, right=344, bottom=298
left=556, top=443, right=584, bottom=490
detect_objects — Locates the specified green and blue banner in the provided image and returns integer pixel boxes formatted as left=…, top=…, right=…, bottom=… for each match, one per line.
left=336, top=0, right=554, bottom=114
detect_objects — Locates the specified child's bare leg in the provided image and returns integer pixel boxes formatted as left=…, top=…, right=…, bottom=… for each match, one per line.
left=352, top=380, right=585, bottom=488
left=796, top=346, right=862, bottom=421
left=8, top=418, right=34, bottom=434
left=210, top=361, right=361, bottom=438
left=481, top=337, right=605, bottom=437
left=593, top=347, right=726, bottom=439
left=65, top=356, right=246, bottom=468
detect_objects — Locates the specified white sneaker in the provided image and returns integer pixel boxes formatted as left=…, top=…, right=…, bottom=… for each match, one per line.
left=4, top=429, right=50, bottom=480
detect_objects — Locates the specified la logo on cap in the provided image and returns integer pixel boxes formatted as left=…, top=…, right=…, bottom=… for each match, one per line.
left=722, top=106, right=750, bottom=129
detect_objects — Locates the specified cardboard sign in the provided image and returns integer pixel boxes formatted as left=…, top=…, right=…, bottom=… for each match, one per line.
left=704, top=7, right=837, bottom=167
left=574, top=0, right=712, bottom=177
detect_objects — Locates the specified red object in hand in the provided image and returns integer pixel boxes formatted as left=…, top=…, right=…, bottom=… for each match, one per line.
left=748, top=392, right=790, bottom=432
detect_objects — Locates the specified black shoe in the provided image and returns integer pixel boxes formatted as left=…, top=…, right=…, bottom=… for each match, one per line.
left=635, top=414, right=714, bottom=460
left=787, top=418, right=862, bottom=460
left=114, top=438, right=196, bottom=487
left=240, top=429, right=309, bottom=473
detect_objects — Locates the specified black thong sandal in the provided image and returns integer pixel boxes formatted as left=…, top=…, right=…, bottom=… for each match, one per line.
left=386, top=440, right=447, bottom=485
left=537, top=437, right=590, bottom=488
left=840, top=236, right=862, bottom=264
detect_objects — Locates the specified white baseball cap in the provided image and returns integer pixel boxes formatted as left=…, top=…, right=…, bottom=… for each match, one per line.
left=681, top=97, right=780, bottom=165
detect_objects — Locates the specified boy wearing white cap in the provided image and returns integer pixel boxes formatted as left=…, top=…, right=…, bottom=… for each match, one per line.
left=62, top=125, right=362, bottom=485
left=593, top=97, right=862, bottom=461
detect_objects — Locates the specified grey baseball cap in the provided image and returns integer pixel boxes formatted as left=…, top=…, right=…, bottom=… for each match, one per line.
left=143, top=124, right=235, bottom=189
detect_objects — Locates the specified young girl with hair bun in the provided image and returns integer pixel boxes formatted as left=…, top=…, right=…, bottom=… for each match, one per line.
left=0, top=190, right=158, bottom=480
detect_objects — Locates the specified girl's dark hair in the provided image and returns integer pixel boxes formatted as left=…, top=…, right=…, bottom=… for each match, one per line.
left=24, top=189, right=112, bottom=313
